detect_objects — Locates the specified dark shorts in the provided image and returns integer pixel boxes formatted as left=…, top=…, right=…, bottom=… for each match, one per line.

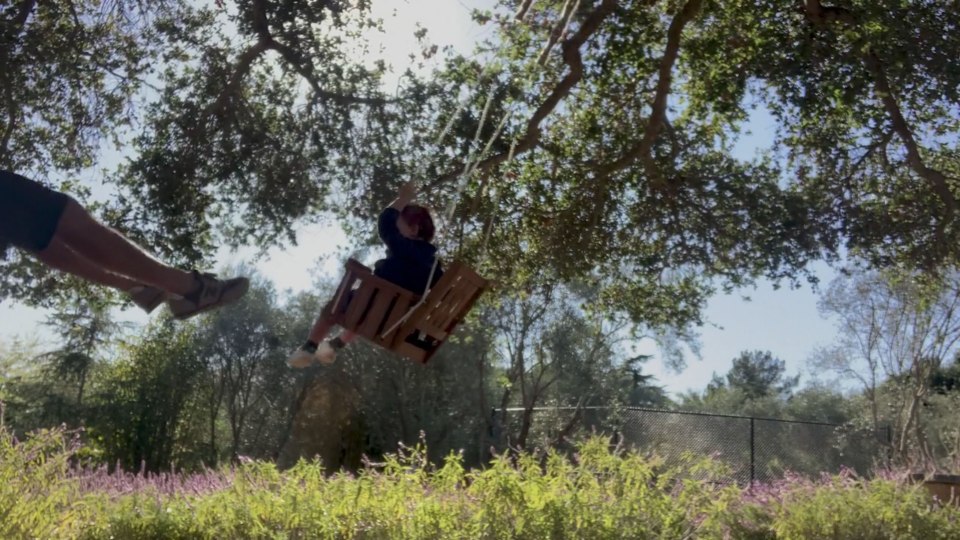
left=0, top=170, right=71, bottom=255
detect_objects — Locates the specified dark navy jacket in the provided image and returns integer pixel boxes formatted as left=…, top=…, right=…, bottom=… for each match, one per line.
left=374, top=207, right=443, bottom=294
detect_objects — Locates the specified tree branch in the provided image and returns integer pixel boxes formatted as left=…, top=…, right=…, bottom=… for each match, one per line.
left=515, top=0, right=537, bottom=21
left=537, top=0, right=577, bottom=65
left=595, top=0, right=703, bottom=185
left=265, top=39, right=392, bottom=107
left=551, top=397, right=587, bottom=447
left=862, top=51, right=957, bottom=222
left=204, top=0, right=389, bottom=119
left=0, top=91, right=16, bottom=159
left=839, top=129, right=893, bottom=187
left=431, top=0, right=619, bottom=186
left=801, top=0, right=957, bottom=229
left=8, top=0, right=36, bottom=32
left=0, top=0, right=37, bottom=160
left=204, top=40, right=271, bottom=119
left=77, top=50, right=163, bottom=92
left=801, top=0, right=855, bottom=25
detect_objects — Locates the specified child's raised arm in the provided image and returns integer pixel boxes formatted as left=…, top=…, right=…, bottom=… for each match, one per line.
left=389, top=180, right=417, bottom=210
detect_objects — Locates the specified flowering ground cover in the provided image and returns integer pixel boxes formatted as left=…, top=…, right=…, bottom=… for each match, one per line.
left=1, top=427, right=957, bottom=539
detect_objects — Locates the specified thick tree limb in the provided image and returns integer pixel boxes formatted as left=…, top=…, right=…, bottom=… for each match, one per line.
left=596, top=0, right=703, bottom=185
left=802, top=0, right=957, bottom=225
left=0, top=102, right=15, bottom=158
left=6, top=0, right=36, bottom=34
left=537, top=0, right=577, bottom=65
left=0, top=0, right=37, bottom=159
left=204, top=0, right=388, bottom=118
left=515, top=0, right=537, bottom=21
left=862, top=51, right=957, bottom=220
left=431, top=0, right=619, bottom=186
left=204, top=41, right=271, bottom=118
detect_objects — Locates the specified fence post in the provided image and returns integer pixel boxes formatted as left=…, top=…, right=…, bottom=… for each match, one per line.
left=749, top=417, right=755, bottom=487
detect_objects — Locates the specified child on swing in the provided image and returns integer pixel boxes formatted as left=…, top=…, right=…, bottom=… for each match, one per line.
left=287, top=180, right=443, bottom=367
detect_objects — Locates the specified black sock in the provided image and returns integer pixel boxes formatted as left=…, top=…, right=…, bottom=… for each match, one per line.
left=329, top=336, right=346, bottom=350
left=302, top=340, right=318, bottom=353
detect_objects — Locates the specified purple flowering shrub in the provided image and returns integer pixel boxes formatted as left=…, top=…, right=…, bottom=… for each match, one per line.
left=1, top=426, right=958, bottom=539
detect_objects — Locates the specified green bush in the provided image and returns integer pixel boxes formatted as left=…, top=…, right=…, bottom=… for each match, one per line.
left=1, top=427, right=957, bottom=539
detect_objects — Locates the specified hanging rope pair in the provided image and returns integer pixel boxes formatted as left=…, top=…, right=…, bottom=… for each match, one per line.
left=379, top=1, right=581, bottom=340
left=322, top=2, right=583, bottom=359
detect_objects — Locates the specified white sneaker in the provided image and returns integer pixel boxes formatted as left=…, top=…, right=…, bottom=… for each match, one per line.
left=287, top=347, right=316, bottom=369
left=316, top=342, right=337, bottom=365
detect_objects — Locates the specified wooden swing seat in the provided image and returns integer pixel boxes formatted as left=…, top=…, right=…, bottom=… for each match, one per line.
left=322, top=258, right=488, bottom=363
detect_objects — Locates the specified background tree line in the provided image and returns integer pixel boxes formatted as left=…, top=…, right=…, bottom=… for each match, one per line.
left=3, top=265, right=960, bottom=473
left=1, top=0, right=959, bottom=474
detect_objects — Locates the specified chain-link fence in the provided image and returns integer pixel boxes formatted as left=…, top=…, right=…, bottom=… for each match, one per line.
left=492, top=407, right=891, bottom=485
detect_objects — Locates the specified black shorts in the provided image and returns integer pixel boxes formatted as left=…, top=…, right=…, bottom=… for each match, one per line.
left=0, top=170, right=71, bottom=255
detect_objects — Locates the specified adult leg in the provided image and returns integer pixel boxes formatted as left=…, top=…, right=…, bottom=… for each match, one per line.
left=50, top=199, right=196, bottom=296
left=46, top=198, right=249, bottom=319
left=3, top=171, right=246, bottom=318
left=36, top=237, right=139, bottom=292
left=36, top=238, right=167, bottom=313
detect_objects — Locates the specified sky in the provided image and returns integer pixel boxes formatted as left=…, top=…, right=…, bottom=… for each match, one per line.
left=0, top=0, right=843, bottom=398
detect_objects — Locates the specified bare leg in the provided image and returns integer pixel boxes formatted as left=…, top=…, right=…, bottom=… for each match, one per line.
left=36, top=238, right=139, bottom=292
left=287, top=312, right=339, bottom=368
left=307, top=316, right=336, bottom=345
left=50, top=200, right=196, bottom=296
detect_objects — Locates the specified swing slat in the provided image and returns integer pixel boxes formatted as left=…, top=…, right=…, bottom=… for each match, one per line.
left=327, top=259, right=488, bottom=363
left=343, top=281, right=375, bottom=329
left=391, top=261, right=488, bottom=363
left=379, top=294, right=416, bottom=340
left=336, top=264, right=418, bottom=344
left=358, top=289, right=398, bottom=338
left=328, top=263, right=361, bottom=315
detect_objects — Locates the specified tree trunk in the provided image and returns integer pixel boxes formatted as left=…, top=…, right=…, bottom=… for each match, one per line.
left=898, top=389, right=922, bottom=461
left=277, top=371, right=359, bottom=471
left=517, top=399, right=535, bottom=450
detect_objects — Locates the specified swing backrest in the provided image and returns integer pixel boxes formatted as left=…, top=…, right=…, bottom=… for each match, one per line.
left=325, top=259, right=488, bottom=363
left=388, top=260, right=489, bottom=363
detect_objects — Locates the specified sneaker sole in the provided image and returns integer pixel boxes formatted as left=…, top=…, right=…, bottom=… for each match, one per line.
left=316, top=352, right=337, bottom=365
left=287, top=353, right=316, bottom=369
left=171, top=278, right=250, bottom=320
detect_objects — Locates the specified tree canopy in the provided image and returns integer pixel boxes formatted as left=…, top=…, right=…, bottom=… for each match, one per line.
left=2, top=0, right=959, bottom=334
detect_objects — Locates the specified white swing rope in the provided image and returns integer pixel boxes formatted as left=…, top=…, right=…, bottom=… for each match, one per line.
left=380, top=86, right=501, bottom=339
left=379, top=2, right=579, bottom=339
left=480, top=138, right=518, bottom=261
left=537, top=0, right=577, bottom=65
left=331, top=89, right=474, bottom=314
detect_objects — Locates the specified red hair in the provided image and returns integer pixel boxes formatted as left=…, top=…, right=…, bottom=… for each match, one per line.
left=400, top=204, right=436, bottom=242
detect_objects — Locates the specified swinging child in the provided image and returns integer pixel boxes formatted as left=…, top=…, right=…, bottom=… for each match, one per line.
left=287, top=180, right=443, bottom=367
